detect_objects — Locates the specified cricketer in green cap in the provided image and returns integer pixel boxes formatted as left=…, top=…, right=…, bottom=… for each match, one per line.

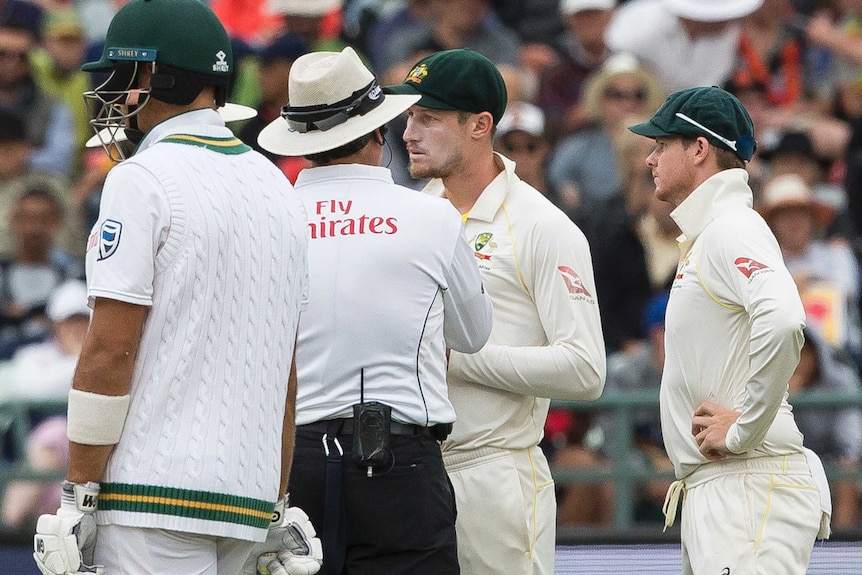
left=384, top=48, right=508, bottom=125
left=81, top=0, right=233, bottom=159
left=628, top=86, right=757, bottom=162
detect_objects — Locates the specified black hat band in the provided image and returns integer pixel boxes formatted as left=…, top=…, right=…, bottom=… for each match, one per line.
left=281, top=80, right=385, bottom=133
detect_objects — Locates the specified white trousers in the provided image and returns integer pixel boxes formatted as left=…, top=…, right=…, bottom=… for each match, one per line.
left=444, top=445, right=556, bottom=575
left=95, top=524, right=256, bottom=575
left=679, top=454, right=822, bottom=575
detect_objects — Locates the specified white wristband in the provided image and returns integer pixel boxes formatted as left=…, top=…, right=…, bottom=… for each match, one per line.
left=67, top=388, right=130, bottom=445
left=271, top=495, right=287, bottom=527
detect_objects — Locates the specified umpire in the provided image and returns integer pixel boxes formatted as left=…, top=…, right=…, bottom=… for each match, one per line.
left=258, top=47, right=493, bottom=575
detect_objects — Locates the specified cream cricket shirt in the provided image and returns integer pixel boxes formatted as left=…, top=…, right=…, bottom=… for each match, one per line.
left=663, top=168, right=807, bottom=479
left=293, top=164, right=492, bottom=428
left=85, top=109, right=309, bottom=541
left=428, top=154, right=606, bottom=452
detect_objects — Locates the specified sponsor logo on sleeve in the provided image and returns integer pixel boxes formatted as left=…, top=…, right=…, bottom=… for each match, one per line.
left=98, top=219, right=123, bottom=260
left=558, top=266, right=594, bottom=301
left=734, top=257, right=771, bottom=279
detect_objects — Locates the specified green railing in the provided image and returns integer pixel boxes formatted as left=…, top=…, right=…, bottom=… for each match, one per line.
left=550, top=389, right=862, bottom=542
left=1, top=392, right=862, bottom=542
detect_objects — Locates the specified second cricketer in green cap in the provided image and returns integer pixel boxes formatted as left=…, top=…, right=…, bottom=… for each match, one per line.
left=628, top=86, right=757, bottom=162
left=384, top=48, right=508, bottom=125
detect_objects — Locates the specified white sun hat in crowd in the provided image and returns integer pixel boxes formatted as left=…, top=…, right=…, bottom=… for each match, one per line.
left=258, top=46, right=420, bottom=157
left=496, top=101, right=546, bottom=139
left=663, top=0, right=763, bottom=22
left=265, top=0, right=342, bottom=16
left=46, top=280, right=91, bottom=322
left=84, top=103, right=257, bottom=148
left=561, top=0, right=616, bottom=16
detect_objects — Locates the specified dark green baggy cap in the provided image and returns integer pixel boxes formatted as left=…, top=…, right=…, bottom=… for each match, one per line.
left=384, top=48, right=507, bottom=125
left=628, top=86, right=757, bottom=162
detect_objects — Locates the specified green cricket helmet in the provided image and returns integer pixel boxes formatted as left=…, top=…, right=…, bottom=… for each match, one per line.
left=82, top=0, right=233, bottom=159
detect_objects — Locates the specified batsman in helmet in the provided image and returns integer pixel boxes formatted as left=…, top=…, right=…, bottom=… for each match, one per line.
left=33, top=1, right=321, bottom=574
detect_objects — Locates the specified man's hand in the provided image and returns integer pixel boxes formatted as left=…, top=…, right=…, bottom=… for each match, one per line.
left=691, top=401, right=741, bottom=461
left=242, top=500, right=323, bottom=575
left=34, top=481, right=105, bottom=575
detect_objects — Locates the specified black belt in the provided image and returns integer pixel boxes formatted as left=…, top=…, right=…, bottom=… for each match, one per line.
left=298, top=418, right=452, bottom=440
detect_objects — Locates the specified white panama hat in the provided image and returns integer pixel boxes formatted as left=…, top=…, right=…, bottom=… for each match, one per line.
left=662, top=0, right=763, bottom=22
left=84, top=103, right=257, bottom=148
left=258, top=47, right=420, bottom=157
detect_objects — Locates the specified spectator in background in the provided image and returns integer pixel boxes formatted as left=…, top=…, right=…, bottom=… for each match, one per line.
left=758, top=173, right=862, bottom=363
left=377, top=0, right=523, bottom=93
left=0, top=278, right=88, bottom=402
left=537, top=0, right=616, bottom=142
left=725, top=74, right=852, bottom=193
left=0, top=279, right=89, bottom=533
left=0, top=0, right=42, bottom=36
left=493, top=100, right=551, bottom=194
left=789, top=326, right=862, bottom=529
left=597, top=291, right=675, bottom=523
left=0, top=18, right=76, bottom=178
left=487, top=0, right=567, bottom=89
left=0, top=107, right=84, bottom=260
left=551, top=407, right=614, bottom=527
left=585, top=123, right=659, bottom=352
left=266, top=0, right=349, bottom=52
left=729, top=0, right=814, bottom=110
left=546, top=52, right=664, bottom=228
left=30, top=8, right=92, bottom=156
left=359, top=0, right=432, bottom=73
left=757, top=129, right=852, bottom=236
left=637, top=181, right=680, bottom=292
left=606, top=0, right=763, bottom=93
left=0, top=186, right=82, bottom=359
left=237, top=32, right=309, bottom=183
left=804, top=0, right=862, bottom=121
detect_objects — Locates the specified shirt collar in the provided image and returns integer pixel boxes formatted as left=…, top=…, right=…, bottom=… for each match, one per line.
left=670, top=168, right=752, bottom=242
left=423, top=152, right=516, bottom=222
left=136, top=108, right=226, bottom=154
left=294, top=163, right=394, bottom=189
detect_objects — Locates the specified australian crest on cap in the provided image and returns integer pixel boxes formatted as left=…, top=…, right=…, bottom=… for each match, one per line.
left=406, top=63, right=428, bottom=84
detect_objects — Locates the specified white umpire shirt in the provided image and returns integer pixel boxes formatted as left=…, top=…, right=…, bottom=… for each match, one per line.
left=293, top=163, right=492, bottom=428
left=662, top=168, right=807, bottom=479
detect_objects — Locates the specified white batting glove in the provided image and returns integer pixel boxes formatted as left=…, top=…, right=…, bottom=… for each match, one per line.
left=241, top=498, right=323, bottom=575
left=34, top=481, right=105, bottom=575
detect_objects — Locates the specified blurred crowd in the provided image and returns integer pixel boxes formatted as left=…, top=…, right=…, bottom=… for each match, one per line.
left=3, top=0, right=862, bottom=534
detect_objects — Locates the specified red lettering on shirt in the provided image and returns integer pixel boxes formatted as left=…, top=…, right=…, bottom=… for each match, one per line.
left=308, top=215, right=398, bottom=239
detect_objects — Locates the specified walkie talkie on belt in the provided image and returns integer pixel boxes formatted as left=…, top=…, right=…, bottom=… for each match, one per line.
left=352, top=368, right=392, bottom=477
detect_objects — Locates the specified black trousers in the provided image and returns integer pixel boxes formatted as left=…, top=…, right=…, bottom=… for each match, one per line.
left=289, top=424, right=459, bottom=575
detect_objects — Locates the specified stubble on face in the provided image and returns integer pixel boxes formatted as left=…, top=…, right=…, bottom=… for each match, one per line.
left=407, top=148, right=464, bottom=180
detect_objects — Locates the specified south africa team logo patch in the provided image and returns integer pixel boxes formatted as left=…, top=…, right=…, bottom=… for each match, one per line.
left=98, top=219, right=122, bottom=260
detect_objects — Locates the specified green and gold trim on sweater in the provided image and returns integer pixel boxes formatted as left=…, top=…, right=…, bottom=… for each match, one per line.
left=99, top=483, right=273, bottom=530
left=161, top=134, right=251, bottom=155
